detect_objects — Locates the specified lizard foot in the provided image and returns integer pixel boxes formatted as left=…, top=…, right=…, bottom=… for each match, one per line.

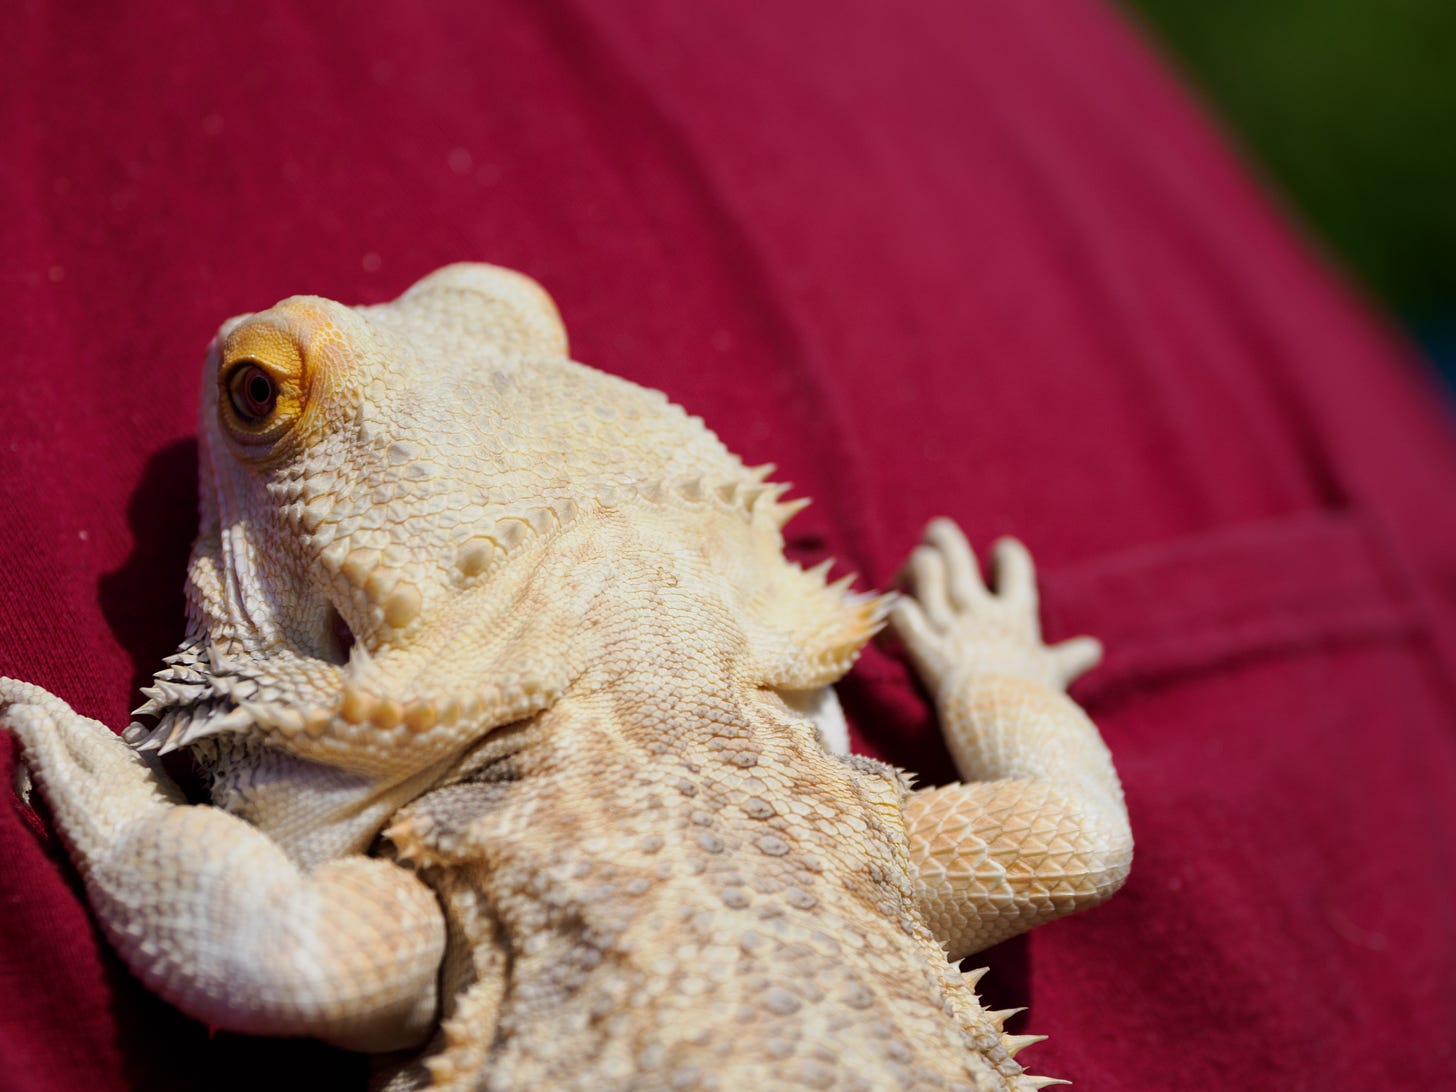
left=890, top=519, right=1100, bottom=695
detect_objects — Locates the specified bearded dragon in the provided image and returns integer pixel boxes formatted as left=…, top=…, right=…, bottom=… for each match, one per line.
left=0, top=264, right=1131, bottom=1090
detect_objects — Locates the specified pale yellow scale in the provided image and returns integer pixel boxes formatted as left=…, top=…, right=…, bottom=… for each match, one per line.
left=0, top=265, right=1129, bottom=1091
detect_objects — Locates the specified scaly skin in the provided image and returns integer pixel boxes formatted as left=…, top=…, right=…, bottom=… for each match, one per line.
left=0, top=265, right=1131, bottom=1089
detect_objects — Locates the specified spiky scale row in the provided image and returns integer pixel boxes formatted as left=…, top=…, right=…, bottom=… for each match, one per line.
left=1003, top=1034, right=1048, bottom=1059
left=620, top=469, right=808, bottom=532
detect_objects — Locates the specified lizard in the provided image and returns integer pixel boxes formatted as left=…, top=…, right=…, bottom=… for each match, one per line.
left=0, top=263, right=1132, bottom=1090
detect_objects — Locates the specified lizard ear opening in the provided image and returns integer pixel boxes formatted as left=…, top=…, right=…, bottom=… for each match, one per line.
left=321, top=604, right=356, bottom=666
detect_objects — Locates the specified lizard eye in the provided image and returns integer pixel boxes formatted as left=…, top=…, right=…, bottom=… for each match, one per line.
left=214, top=317, right=313, bottom=458
left=226, top=361, right=278, bottom=423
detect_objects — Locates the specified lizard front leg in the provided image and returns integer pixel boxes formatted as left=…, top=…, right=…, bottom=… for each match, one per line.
left=891, top=520, right=1133, bottom=960
left=0, top=677, right=445, bottom=1052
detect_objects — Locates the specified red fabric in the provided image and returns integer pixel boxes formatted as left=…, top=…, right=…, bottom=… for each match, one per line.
left=5, top=2, right=1455, bottom=1087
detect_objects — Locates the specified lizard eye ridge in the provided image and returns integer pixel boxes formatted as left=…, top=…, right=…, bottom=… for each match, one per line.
left=226, top=361, right=278, bottom=424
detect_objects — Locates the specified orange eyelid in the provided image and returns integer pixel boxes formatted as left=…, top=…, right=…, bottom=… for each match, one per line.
left=220, top=323, right=305, bottom=382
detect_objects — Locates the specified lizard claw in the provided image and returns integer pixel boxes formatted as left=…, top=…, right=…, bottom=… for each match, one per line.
left=1049, top=634, right=1102, bottom=688
left=892, top=519, right=1100, bottom=694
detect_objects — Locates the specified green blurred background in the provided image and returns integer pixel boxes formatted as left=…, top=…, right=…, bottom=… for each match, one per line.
left=1122, top=1, right=1456, bottom=392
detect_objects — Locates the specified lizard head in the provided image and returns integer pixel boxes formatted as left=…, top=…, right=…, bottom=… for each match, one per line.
left=200, top=268, right=573, bottom=684
left=132, top=265, right=886, bottom=789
